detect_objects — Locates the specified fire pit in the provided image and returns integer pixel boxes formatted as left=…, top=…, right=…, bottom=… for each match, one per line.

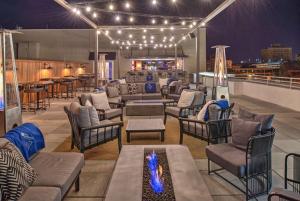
left=143, top=148, right=176, bottom=201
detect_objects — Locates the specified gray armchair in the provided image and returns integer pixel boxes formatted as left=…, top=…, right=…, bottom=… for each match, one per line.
left=206, top=130, right=275, bottom=201
left=164, top=90, right=206, bottom=124
left=78, top=93, right=124, bottom=121
left=268, top=153, right=300, bottom=201
left=179, top=102, right=234, bottom=144
left=64, top=106, right=123, bottom=153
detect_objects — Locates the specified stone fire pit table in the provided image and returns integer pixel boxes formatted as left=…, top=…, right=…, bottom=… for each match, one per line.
left=104, top=145, right=213, bottom=201
left=126, top=119, right=165, bottom=142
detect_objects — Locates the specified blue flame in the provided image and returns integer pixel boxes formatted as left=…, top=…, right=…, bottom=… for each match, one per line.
left=147, top=151, right=164, bottom=194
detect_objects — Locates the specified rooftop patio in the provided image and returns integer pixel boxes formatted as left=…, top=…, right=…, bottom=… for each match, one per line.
left=1, top=0, right=300, bottom=201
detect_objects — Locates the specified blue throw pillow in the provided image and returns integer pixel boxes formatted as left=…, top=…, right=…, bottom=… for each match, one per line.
left=145, top=82, right=157, bottom=93
left=146, top=75, right=153, bottom=81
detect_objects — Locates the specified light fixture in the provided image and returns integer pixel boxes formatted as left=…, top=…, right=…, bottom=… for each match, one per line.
left=86, top=6, right=91, bottom=12
left=152, top=0, right=157, bottom=5
left=182, top=36, right=186, bottom=40
left=181, top=21, right=186, bottom=26
left=125, top=2, right=131, bottom=9
left=115, top=15, right=121, bottom=22
left=144, top=40, right=147, bottom=44
left=170, top=26, right=174, bottom=31
left=129, top=16, right=134, bottom=23
left=171, top=0, right=177, bottom=3
left=97, top=30, right=101, bottom=35
left=189, top=24, right=193, bottom=28
left=133, top=41, right=136, bottom=44
left=76, top=9, right=81, bottom=15
left=151, top=35, right=155, bottom=39
left=160, top=28, right=164, bottom=32
left=142, top=35, right=146, bottom=39
left=164, top=20, right=169, bottom=25
left=116, top=40, right=120, bottom=44
left=129, top=34, right=133, bottom=38
left=201, top=22, right=206, bottom=27
left=92, top=12, right=98, bottom=18
left=111, top=40, right=115, bottom=44
left=109, top=4, right=114, bottom=10
left=139, top=46, right=143, bottom=50
left=143, top=29, right=147, bottom=33
left=150, top=40, right=154, bottom=44
left=126, top=46, right=129, bottom=49
left=192, top=21, right=197, bottom=26
left=117, top=30, right=122, bottom=34
left=105, top=30, right=109, bottom=35
left=151, top=19, right=156, bottom=24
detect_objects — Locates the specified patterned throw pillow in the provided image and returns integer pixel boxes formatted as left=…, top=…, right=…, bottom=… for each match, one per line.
left=0, top=139, right=37, bottom=201
left=128, top=83, right=138, bottom=95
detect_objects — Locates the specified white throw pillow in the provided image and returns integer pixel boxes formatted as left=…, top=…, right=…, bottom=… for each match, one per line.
left=177, top=90, right=195, bottom=108
left=119, top=79, right=126, bottom=84
left=85, top=100, right=93, bottom=107
left=159, top=78, right=168, bottom=87
left=91, top=93, right=111, bottom=111
left=197, top=100, right=216, bottom=121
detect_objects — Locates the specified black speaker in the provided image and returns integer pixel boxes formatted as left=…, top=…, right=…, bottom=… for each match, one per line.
left=188, top=32, right=195, bottom=39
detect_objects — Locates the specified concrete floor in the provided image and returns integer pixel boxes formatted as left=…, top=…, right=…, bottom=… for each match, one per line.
left=22, top=95, right=300, bottom=201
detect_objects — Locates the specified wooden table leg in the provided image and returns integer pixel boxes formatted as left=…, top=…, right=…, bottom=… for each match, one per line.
left=126, top=131, right=131, bottom=143
left=161, top=131, right=165, bottom=142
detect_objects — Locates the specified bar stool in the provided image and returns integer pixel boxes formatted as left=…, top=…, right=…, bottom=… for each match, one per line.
left=60, top=79, right=74, bottom=99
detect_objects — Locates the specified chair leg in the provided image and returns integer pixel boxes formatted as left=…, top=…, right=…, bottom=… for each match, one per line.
left=208, top=160, right=211, bottom=175
left=118, top=129, right=122, bottom=153
left=75, top=175, right=80, bottom=192
left=179, top=132, right=183, bottom=144
left=164, top=113, right=167, bottom=124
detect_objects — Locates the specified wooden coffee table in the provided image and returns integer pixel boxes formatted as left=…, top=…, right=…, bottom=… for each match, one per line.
left=126, top=119, right=165, bottom=142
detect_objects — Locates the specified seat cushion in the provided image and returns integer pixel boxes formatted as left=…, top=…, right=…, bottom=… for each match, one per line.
left=30, top=152, right=84, bottom=196
left=182, top=121, right=207, bottom=137
left=82, top=120, right=120, bottom=147
left=231, top=118, right=261, bottom=150
left=206, top=143, right=247, bottom=177
left=105, top=108, right=122, bottom=119
left=142, top=93, right=162, bottom=100
left=177, top=90, right=195, bottom=108
left=19, top=187, right=61, bottom=201
left=165, top=106, right=181, bottom=117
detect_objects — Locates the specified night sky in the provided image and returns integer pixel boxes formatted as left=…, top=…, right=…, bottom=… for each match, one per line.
left=0, top=0, right=299, bottom=63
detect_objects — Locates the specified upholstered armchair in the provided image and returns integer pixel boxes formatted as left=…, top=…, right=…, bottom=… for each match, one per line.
left=164, top=90, right=206, bottom=124
left=166, top=80, right=190, bottom=101
left=64, top=103, right=123, bottom=153
left=268, top=153, right=300, bottom=201
left=79, top=93, right=124, bottom=121
left=179, top=103, right=233, bottom=144
left=206, top=116, right=275, bottom=201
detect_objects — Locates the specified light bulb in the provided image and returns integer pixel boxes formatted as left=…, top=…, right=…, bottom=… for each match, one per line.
left=109, top=4, right=114, bottom=10
left=115, top=15, right=121, bottom=22
left=160, top=28, right=164, bottom=32
left=125, top=2, right=131, bottom=9
left=129, top=34, right=133, bottom=38
left=86, top=6, right=91, bottom=12
left=181, top=21, right=186, bottom=26
left=152, top=0, right=157, bottom=5
left=117, top=30, right=122, bottom=34
left=142, top=35, right=146, bottom=39
left=164, top=20, right=168, bottom=25
left=170, top=26, right=174, bottom=31
left=92, top=12, right=98, bottom=18
left=129, top=16, right=134, bottom=22
left=151, top=19, right=156, bottom=24
left=143, top=29, right=147, bottom=33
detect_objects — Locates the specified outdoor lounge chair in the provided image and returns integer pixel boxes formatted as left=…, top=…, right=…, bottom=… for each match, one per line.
left=164, top=89, right=206, bottom=124
left=268, top=153, right=300, bottom=201
left=206, top=129, right=275, bottom=201
left=78, top=93, right=124, bottom=121
left=64, top=105, right=123, bottom=153
left=179, top=102, right=234, bottom=144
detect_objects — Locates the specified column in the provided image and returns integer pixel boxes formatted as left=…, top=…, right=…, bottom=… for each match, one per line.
left=94, top=29, right=99, bottom=88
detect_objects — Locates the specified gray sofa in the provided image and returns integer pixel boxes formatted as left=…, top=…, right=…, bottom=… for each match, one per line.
left=0, top=136, right=85, bottom=201
left=119, top=83, right=162, bottom=102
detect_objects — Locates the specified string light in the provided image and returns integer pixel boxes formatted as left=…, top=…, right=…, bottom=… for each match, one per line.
left=129, top=34, right=133, bottom=38
left=152, top=0, right=158, bottom=5
left=115, top=15, right=121, bottom=22
left=97, top=30, right=101, bottom=35
left=170, top=26, right=174, bottom=31
left=86, top=6, right=91, bottom=12
left=105, top=30, right=109, bottom=35
left=181, top=21, right=186, bottom=26
left=171, top=0, right=177, bottom=3
left=201, top=22, right=206, bottom=27
left=92, top=12, right=97, bottom=18
left=160, top=28, right=164, bottom=32
left=125, top=2, right=131, bottom=9
left=164, top=20, right=169, bottom=25
left=143, top=29, right=147, bottom=33
left=129, top=16, right=134, bottom=23
left=142, top=35, right=146, bottom=39
left=151, top=19, right=156, bottom=24
left=109, top=4, right=114, bottom=10
left=117, top=30, right=122, bottom=34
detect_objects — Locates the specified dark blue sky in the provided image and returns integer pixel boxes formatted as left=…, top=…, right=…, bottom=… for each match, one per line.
left=0, top=0, right=299, bottom=62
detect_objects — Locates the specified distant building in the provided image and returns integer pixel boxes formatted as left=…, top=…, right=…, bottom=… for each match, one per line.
left=261, top=44, right=293, bottom=62
left=207, top=54, right=233, bottom=72
left=296, top=54, right=300, bottom=62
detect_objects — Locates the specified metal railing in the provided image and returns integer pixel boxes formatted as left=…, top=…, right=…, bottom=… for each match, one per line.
left=231, top=75, right=300, bottom=90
